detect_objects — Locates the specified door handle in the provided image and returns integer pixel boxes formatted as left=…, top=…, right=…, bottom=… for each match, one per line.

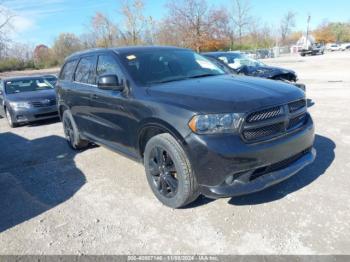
left=91, top=94, right=99, bottom=100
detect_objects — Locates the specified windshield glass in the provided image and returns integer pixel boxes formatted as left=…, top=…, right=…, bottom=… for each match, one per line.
left=120, top=50, right=225, bottom=85
left=216, top=53, right=266, bottom=69
left=43, top=76, right=57, bottom=84
left=217, top=53, right=245, bottom=64
left=236, top=58, right=265, bottom=67
left=5, top=78, right=54, bottom=94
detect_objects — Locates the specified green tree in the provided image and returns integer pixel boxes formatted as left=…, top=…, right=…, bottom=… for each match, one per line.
left=52, top=33, right=83, bottom=65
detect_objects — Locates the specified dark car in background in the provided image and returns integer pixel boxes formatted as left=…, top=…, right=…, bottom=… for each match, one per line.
left=204, top=56, right=237, bottom=75
left=57, top=46, right=315, bottom=208
left=0, top=76, right=58, bottom=127
left=203, top=52, right=306, bottom=91
left=42, top=74, right=58, bottom=86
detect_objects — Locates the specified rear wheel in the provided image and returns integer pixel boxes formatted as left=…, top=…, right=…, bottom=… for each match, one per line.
left=144, top=133, right=199, bottom=208
left=62, top=110, right=89, bottom=150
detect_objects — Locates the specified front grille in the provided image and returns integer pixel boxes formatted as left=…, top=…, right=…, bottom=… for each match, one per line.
left=249, top=147, right=312, bottom=181
left=31, top=99, right=56, bottom=108
left=288, top=113, right=307, bottom=130
left=242, top=99, right=308, bottom=143
left=246, top=106, right=283, bottom=123
left=288, top=99, right=306, bottom=113
left=243, top=122, right=285, bottom=141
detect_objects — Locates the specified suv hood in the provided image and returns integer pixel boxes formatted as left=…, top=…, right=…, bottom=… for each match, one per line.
left=147, top=75, right=304, bottom=113
left=6, top=89, right=56, bottom=102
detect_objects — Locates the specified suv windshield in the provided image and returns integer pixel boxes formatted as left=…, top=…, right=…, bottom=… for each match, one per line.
left=120, top=50, right=225, bottom=85
left=5, top=78, right=53, bottom=94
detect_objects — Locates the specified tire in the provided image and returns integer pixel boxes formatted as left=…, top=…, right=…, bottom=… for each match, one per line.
left=62, top=110, right=89, bottom=150
left=5, top=107, right=18, bottom=128
left=144, top=133, right=199, bottom=208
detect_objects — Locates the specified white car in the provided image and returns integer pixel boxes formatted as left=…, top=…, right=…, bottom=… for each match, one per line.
left=340, top=43, right=350, bottom=51
left=327, top=44, right=342, bottom=51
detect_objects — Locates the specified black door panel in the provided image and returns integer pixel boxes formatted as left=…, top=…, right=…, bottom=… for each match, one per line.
left=86, top=54, right=135, bottom=155
left=88, top=89, right=134, bottom=152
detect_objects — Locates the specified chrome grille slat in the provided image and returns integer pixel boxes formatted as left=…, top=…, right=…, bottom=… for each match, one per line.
left=246, top=106, right=282, bottom=123
left=242, top=99, right=307, bottom=142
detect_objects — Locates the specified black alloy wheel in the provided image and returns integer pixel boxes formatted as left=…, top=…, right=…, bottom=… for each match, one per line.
left=148, top=146, right=178, bottom=198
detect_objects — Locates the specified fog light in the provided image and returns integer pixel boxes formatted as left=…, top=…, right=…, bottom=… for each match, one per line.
left=16, top=115, right=27, bottom=122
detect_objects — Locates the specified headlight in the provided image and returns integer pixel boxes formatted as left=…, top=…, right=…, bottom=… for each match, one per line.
left=9, top=102, right=31, bottom=109
left=188, top=113, right=243, bottom=134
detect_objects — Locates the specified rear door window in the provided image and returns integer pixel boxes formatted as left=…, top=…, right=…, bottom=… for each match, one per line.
left=75, top=56, right=97, bottom=85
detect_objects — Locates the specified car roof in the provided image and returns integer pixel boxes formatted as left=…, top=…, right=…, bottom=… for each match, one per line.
left=65, top=46, right=191, bottom=61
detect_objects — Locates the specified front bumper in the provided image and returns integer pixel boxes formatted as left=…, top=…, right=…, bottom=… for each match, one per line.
left=201, top=148, right=316, bottom=198
left=11, top=105, right=58, bottom=123
left=185, top=115, right=315, bottom=198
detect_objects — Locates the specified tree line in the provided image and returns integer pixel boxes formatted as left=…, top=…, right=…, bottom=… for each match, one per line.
left=1, top=0, right=350, bottom=72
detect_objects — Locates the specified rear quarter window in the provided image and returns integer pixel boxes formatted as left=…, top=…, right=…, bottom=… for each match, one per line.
left=60, top=60, right=77, bottom=81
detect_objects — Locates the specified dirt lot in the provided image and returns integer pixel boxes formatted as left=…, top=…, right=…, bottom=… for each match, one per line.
left=0, top=51, right=349, bottom=255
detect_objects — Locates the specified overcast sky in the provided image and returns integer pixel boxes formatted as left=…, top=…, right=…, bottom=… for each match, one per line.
left=3, top=0, right=350, bottom=46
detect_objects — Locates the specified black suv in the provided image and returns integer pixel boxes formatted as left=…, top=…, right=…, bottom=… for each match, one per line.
left=57, top=46, right=316, bottom=208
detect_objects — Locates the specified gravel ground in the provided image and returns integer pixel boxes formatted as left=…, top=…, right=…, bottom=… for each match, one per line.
left=0, top=51, right=349, bottom=255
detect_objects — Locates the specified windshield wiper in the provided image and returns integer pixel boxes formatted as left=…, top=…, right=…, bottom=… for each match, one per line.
left=148, top=74, right=220, bottom=85
left=149, top=77, right=188, bottom=85
left=188, top=73, right=219, bottom=79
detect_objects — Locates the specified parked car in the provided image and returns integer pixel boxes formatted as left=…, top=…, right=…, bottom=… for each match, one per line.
left=57, top=46, right=315, bottom=208
left=299, top=43, right=325, bottom=56
left=255, top=49, right=274, bottom=59
left=203, top=52, right=306, bottom=91
left=340, top=43, right=350, bottom=51
left=204, top=56, right=238, bottom=75
left=326, top=43, right=342, bottom=51
left=0, top=76, right=58, bottom=127
left=42, top=74, right=58, bottom=86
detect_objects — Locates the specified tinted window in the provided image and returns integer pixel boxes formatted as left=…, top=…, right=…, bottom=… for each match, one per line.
left=120, top=50, right=224, bottom=86
left=217, top=53, right=244, bottom=64
left=97, top=55, right=122, bottom=77
left=75, top=56, right=97, bottom=84
left=60, top=60, right=77, bottom=81
left=5, top=78, right=53, bottom=94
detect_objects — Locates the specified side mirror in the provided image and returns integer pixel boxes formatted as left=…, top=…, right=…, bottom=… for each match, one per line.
left=97, top=75, right=124, bottom=91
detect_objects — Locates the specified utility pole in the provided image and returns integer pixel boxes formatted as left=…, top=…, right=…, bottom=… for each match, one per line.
left=306, top=15, right=311, bottom=49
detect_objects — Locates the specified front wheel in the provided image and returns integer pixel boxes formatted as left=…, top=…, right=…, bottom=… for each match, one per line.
left=144, top=133, right=199, bottom=208
left=5, top=108, right=18, bottom=128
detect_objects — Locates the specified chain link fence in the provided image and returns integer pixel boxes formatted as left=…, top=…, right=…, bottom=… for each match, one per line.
left=240, top=46, right=294, bottom=60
